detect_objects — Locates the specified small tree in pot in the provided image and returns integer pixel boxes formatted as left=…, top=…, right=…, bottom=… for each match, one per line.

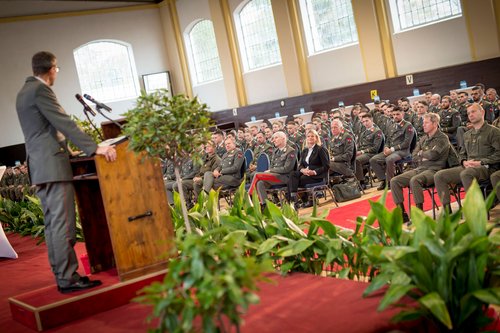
left=122, top=89, right=212, bottom=233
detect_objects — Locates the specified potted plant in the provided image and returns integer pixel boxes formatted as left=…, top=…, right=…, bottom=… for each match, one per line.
left=122, top=89, right=212, bottom=233
left=363, top=181, right=500, bottom=332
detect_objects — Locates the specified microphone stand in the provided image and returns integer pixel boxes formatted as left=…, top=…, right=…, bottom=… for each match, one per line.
left=95, top=106, right=124, bottom=131
left=82, top=107, right=105, bottom=141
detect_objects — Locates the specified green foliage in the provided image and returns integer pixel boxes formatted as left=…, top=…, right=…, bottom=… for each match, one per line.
left=0, top=195, right=84, bottom=244
left=122, top=89, right=212, bottom=165
left=135, top=229, right=273, bottom=333
left=363, top=181, right=500, bottom=332
left=69, top=115, right=103, bottom=151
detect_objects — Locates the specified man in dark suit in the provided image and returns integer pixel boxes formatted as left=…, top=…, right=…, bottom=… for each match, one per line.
left=16, top=51, right=117, bottom=293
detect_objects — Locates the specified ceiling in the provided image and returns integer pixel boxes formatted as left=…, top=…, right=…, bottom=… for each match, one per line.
left=0, top=0, right=162, bottom=19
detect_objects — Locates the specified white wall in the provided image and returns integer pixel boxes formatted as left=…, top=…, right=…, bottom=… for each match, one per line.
left=176, top=0, right=229, bottom=111
left=392, top=17, right=472, bottom=74
left=243, top=64, right=288, bottom=104
left=0, top=8, right=169, bottom=148
left=307, top=44, right=366, bottom=92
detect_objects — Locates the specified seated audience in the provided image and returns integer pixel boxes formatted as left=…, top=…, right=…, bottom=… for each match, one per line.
left=434, top=103, right=500, bottom=212
left=212, top=130, right=226, bottom=158
left=248, top=131, right=296, bottom=204
left=355, top=113, right=384, bottom=186
left=328, top=119, right=355, bottom=178
left=370, top=106, right=415, bottom=190
left=390, top=113, right=450, bottom=222
left=165, top=156, right=199, bottom=205
left=201, top=137, right=245, bottom=193
left=193, top=141, right=221, bottom=201
left=438, top=95, right=461, bottom=143
left=289, top=129, right=329, bottom=208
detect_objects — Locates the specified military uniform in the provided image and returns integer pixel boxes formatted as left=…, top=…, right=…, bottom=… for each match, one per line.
left=203, top=148, right=245, bottom=192
left=163, top=159, right=175, bottom=181
left=328, top=131, right=355, bottom=177
left=429, top=104, right=440, bottom=113
left=165, top=158, right=200, bottom=205
left=215, top=143, right=226, bottom=159
left=355, top=125, right=384, bottom=181
left=370, top=119, right=414, bottom=184
left=255, top=145, right=296, bottom=203
left=390, top=130, right=450, bottom=206
left=0, top=168, right=15, bottom=199
left=377, top=115, right=393, bottom=139
left=351, top=116, right=363, bottom=139
left=288, top=132, right=305, bottom=149
left=412, top=115, right=425, bottom=139
left=438, top=108, right=461, bottom=142
left=404, top=110, right=417, bottom=124
left=480, top=99, right=495, bottom=124
left=435, top=123, right=500, bottom=205
left=193, top=153, right=221, bottom=197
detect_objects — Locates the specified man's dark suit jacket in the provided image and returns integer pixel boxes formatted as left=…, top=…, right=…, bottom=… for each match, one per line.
left=16, top=76, right=97, bottom=185
left=299, top=145, right=330, bottom=178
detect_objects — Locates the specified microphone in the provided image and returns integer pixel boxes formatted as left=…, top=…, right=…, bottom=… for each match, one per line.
left=84, top=94, right=112, bottom=112
left=75, top=94, right=96, bottom=116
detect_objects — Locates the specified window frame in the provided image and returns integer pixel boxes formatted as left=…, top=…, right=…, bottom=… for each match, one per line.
left=73, top=39, right=140, bottom=103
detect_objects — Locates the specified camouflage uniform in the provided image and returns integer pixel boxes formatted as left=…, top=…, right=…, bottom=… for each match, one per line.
left=435, top=123, right=500, bottom=205
left=391, top=130, right=450, bottom=205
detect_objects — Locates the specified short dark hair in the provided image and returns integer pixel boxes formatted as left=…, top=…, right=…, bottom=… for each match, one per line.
left=32, top=51, right=56, bottom=76
left=400, top=97, right=410, bottom=103
left=361, top=113, right=373, bottom=119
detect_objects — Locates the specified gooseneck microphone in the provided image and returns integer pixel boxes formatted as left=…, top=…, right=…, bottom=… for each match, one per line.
left=83, top=94, right=112, bottom=112
left=75, top=94, right=96, bottom=116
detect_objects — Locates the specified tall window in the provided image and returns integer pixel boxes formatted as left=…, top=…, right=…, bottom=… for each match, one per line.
left=186, top=19, right=223, bottom=85
left=235, top=0, right=281, bottom=71
left=73, top=40, right=140, bottom=102
left=299, top=0, right=358, bottom=55
left=388, top=0, right=462, bottom=33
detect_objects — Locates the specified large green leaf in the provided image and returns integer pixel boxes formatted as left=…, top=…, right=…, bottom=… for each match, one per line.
left=276, top=239, right=315, bottom=257
left=256, top=238, right=282, bottom=255
left=471, top=288, right=500, bottom=305
left=310, top=219, right=337, bottom=238
left=418, top=292, right=452, bottom=329
left=462, top=181, right=487, bottom=237
left=378, top=284, right=415, bottom=311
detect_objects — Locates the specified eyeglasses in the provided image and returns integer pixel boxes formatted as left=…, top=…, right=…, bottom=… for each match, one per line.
left=53, top=66, right=60, bottom=73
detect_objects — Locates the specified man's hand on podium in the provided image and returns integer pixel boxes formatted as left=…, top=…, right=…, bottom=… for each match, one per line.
left=96, top=145, right=117, bottom=162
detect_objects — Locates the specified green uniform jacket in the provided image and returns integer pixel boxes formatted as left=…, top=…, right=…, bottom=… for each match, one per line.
left=197, top=153, right=221, bottom=176
left=412, top=130, right=450, bottom=171
left=218, top=148, right=245, bottom=178
left=357, top=125, right=383, bottom=155
left=270, top=145, right=296, bottom=174
left=385, top=120, right=414, bottom=152
left=329, top=131, right=355, bottom=163
left=460, top=123, right=500, bottom=171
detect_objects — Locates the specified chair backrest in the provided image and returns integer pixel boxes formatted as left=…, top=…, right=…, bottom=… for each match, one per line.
left=256, top=153, right=270, bottom=172
left=244, top=149, right=253, bottom=169
left=239, top=155, right=247, bottom=178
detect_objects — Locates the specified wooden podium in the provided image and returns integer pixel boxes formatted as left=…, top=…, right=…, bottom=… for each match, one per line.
left=71, top=139, right=174, bottom=281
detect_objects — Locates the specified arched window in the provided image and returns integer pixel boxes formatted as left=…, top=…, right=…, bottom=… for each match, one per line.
left=388, top=0, right=462, bottom=33
left=185, top=19, right=223, bottom=85
left=235, top=0, right=281, bottom=71
left=299, top=0, right=358, bottom=55
left=73, top=40, right=140, bottom=102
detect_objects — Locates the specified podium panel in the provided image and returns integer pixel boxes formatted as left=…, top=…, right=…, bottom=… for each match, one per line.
left=72, top=140, right=174, bottom=281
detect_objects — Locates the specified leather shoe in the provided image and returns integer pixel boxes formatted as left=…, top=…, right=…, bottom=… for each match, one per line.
left=377, top=180, right=386, bottom=191
left=58, top=276, right=102, bottom=294
left=301, top=200, right=313, bottom=208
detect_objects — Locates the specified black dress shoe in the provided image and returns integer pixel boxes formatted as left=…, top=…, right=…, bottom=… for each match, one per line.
left=301, top=201, right=313, bottom=208
left=58, top=276, right=102, bottom=294
left=377, top=181, right=386, bottom=191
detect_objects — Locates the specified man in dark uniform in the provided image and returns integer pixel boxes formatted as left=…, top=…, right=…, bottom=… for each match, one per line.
left=250, top=131, right=296, bottom=203
left=16, top=51, right=116, bottom=293
left=247, top=132, right=274, bottom=181
left=438, top=95, right=461, bottom=143
left=328, top=119, right=355, bottom=178
left=370, top=106, right=415, bottom=190
left=193, top=141, right=221, bottom=200
left=390, top=113, right=450, bottom=222
left=165, top=156, right=200, bottom=205
left=286, top=121, right=305, bottom=149
left=434, top=103, right=500, bottom=212
left=401, top=97, right=416, bottom=124
left=412, top=100, right=428, bottom=139
left=201, top=137, right=245, bottom=192
left=212, top=130, right=226, bottom=158
left=0, top=167, right=15, bottom=199
left=355, top=113, right=384, bottom=185
left=429, top=94, right=441, bottom=113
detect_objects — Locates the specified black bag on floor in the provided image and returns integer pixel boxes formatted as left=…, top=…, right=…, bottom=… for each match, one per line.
left=331, top=179, right=361, bottom=202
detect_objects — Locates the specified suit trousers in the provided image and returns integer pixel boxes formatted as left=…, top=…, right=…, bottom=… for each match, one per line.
left=329, top=161, right=354, bottom=177
left=390, top=169, right=436, bottom=205
left=36, top=182, right=80, bottom=288
left=289, top=171, right=324, bottom=194
left=434, top=165, right=492, bottom=205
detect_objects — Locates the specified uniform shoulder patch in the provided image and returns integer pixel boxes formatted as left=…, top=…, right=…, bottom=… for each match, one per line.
left=289, top=153, right=295, bottom=159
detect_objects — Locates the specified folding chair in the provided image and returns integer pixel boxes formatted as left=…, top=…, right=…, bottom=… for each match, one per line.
left=297, top=172, right=338, bottom=208
left=245, top=153, right=270, bottom=191
left=244, top=149, right=254, bottom=169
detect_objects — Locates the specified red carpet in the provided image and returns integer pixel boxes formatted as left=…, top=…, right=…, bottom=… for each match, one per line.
left=326, top=189, right=464, bottom=230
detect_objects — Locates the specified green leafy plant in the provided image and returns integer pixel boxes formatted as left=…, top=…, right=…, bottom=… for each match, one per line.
left=363, top=181, right=500, bottom=332
left=122, top=89, right=212, bottom=234
left=135, top=229, right=273, bottom=333
left=69, top=115, right=103, bottom=151
left=0, top=195, right=84, bottom=244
